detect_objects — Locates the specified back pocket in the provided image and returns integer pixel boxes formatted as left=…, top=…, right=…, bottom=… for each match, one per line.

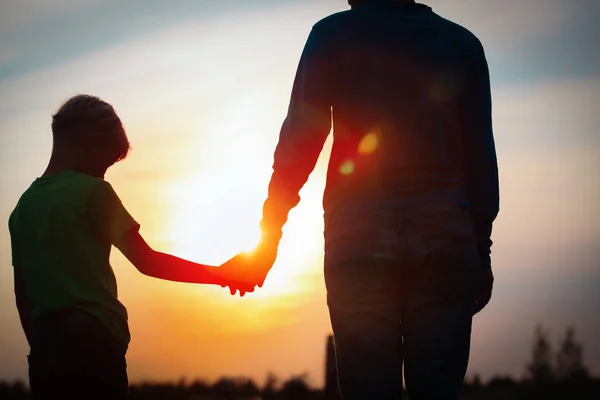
left=402, top=207, right=478, bottom=262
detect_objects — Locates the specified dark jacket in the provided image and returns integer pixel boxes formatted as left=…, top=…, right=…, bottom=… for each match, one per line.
left=261, top=0, right=499, bottom=268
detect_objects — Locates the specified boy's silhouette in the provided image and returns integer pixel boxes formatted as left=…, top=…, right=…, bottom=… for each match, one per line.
left=8, top=95, right=250, bottom=399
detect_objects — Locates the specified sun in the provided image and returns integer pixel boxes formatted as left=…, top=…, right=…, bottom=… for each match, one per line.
left=166, top=162, right=267, bottom=278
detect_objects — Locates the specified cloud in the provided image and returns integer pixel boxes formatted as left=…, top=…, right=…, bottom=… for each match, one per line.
left=430, top=0, right=600, bottom=85
left=0, top=0, right=105, bottom=35
left=494, top=75, right=600, bottom=150
left=0, top=0, right=108, bottom=67
left=491, top=75, right=600, bottom=249
left=431, top=0, right=574, bottom=45
left=0, top=0, right=342, bottom=189
left=2, top=0, right=599, bottom=86
left=0, top=0, right=340, bottom=81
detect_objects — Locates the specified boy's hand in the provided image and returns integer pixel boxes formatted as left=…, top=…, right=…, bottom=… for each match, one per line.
left=218, top=253, right=257, bottom=297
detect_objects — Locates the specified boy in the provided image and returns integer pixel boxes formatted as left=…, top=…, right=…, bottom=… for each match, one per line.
left=8, top=94, right=251, bottom=399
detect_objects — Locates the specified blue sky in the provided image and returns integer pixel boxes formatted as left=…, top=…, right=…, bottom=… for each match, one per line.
left=1, top=0, right=599, bottom=84
left=0, top=0, right=599, bottom=386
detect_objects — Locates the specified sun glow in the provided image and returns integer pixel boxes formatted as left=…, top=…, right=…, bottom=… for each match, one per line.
left=167, top=163, right=324, bottom=302
left=165, top=94, right=326, bottom=302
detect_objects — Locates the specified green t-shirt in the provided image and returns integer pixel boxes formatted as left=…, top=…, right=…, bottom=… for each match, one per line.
left=8, top=170, right=139, bottom=349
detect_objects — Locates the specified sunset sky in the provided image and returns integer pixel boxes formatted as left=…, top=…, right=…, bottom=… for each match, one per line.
left=1, top=0, right=599, bottom=388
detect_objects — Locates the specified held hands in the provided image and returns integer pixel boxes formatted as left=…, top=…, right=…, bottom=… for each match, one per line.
left=216, top=253, right=256, bottom=297
left=217, top=232, right=280, bottom=297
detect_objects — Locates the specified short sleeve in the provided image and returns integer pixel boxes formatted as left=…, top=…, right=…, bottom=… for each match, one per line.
left=8, top=210, right=21, bottom=268
left=87, top=180, right=140, bottom=245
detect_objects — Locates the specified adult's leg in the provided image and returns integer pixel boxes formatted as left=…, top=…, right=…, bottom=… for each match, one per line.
left=324, top=209, right=404, bottom=400
left=400, top=206, right=481, bottom=400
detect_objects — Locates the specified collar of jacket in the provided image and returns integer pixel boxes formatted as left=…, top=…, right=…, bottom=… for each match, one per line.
left=358, top=0, right=432, bottom=13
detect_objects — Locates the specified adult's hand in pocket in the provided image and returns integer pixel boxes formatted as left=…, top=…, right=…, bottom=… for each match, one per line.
left=474, top=268, right=494, bottom=315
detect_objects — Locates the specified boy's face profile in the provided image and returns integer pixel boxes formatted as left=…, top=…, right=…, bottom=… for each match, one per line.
left=51, top=95, right=131, bottom=178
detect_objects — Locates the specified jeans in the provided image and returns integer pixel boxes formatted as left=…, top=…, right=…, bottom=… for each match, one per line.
left=28, top=309, right=129, bottom=400
left=324, top=204, right=482, bottom=400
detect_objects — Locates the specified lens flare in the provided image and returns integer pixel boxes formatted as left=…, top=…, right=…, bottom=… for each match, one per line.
left=339, top=160, right=355, bottom=175
left=358, top=131, right=380, bottom=154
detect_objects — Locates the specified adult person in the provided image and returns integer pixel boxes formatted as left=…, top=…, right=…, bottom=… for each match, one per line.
left=237, top=1, right=499, bottom=398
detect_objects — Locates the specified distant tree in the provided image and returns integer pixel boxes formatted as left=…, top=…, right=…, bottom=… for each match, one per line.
left=555, top=326, right=589, bottom=382
left=471, top=374, right=482, bottom=388
left=189, top=379, right=210, bottom=395
left=177, top=377, right=187, bottom=389
left=262, top=372, right=279, bottom=400
left=487, top=376, right=515, bottom=389
left=281, top=374, right=310, bottom=400
left=0, top=381, right=29, bottom=400
left=526, top=324, right=554, bottom=382
left=239, top=378, right=260, bottom=397
left=213, top=377, right=237, bottom=399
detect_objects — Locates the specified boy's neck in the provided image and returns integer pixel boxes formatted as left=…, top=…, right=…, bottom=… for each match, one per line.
left=44, top=150, right=106, bottom=179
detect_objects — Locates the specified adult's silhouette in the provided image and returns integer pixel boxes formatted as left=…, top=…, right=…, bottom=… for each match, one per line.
left=243, top=1, right=499, bottom=398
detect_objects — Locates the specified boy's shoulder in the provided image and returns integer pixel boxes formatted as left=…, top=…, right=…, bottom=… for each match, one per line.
left=10, top=171, right=114, bottom=226
left=24, top=170, right=108, bottom=198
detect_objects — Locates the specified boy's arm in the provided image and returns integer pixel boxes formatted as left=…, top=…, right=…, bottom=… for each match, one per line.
left=115, top=229, right=229, bottom=285
left=13, top=265, right=32, bottom=345
left=88, top=181, right=250, bottom=292
left=9, top=214, right=32, bottom=345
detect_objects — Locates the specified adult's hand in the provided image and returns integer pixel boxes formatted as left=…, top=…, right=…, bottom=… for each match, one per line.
left=218, top=232, right=280, bottom=295
left=218, top=254, right=256, bottom=297
left=250, top=235, right=279, bottom=288
left=474, top=268, right=494, bottom=315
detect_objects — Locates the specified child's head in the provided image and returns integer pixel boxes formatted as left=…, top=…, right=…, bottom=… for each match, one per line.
left=51, top=94, right=130, bottom=177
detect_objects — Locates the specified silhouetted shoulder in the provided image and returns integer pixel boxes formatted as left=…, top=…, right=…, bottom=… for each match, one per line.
left=313, top=10, right=353, bottom=28
left=432, top=14, right=486, bottom=55
left=312, top=9, right=485, bottom=54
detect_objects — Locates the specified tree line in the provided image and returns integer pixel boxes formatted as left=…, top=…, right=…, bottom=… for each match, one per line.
left=1, top=325, right=598, bottom=399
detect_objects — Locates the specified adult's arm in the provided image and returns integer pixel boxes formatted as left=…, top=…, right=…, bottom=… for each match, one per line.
left=261, top=24, right=333, bottom=241
left=464, top=38, right=500, bottom=269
